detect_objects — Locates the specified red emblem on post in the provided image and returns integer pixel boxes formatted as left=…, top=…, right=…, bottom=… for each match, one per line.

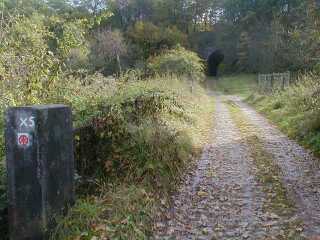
left=17, top=133, right=31, bottom=147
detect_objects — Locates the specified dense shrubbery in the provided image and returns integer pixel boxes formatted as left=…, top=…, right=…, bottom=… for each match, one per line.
left=247, top=74, right=320, bottom=154
left=148, top=47, right=204, bottom=80
left=48, top=73, right=206, bottom=183
left=1, top=65, right=211, bottom=239
left=0, top=2, right=213, bottom=239
left=47, top=74, right=213, bottom=239
left=127, top=22, right=187, bottom=61
left=1, top=75, right=212, bottom=239
left=0, top=14, right=60, bottom=105
left=71, top=79, right=189, bottom=182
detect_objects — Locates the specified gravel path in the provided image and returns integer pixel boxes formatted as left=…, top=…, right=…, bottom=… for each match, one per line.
left=153, top=94, right=320, bottom=239
left=232, top=96, right=320, bottom=237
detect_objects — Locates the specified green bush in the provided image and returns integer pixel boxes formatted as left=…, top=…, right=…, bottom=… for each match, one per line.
left=127, top=21, right=187, bottom=62
left=148, top=46, right=204, bottom=80
left=71, top=76, right=191, bottom=184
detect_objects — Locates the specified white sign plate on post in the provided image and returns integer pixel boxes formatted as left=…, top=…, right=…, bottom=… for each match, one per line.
left=17, top=133, right=32, bottom=148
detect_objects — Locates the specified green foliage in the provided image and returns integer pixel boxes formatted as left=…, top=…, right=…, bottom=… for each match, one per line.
left=160, top=26, right=188, bottom=49
left=51, top=198, right=103, bottom=240
left=0, top=13, right=61, bottom=104
left=148, top=47, right=204, bottom=80
left=0, top=1, right=216, bottom=239
left=90, top=29, right=127, bottom=74
left=0, top=0, right=48, bottom=16
left=127, top=21, right=187, bottom=61
left=57, top=19, right=88, bottom=60
left=247, top=74, right=320, bottom=154
left=127, top=21, right=161, bottom=60
left=64, top=75, right=191, bottom=182
left=51, top=185, right=154, bottom=240
left=47, top=16, right=90, bottom=71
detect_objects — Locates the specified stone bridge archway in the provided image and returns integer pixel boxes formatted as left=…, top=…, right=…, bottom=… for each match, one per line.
left=207, top=50, right=224, bottom=77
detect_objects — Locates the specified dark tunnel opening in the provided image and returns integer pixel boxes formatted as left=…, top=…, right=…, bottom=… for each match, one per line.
left=207, top=50, right=224, bottom=77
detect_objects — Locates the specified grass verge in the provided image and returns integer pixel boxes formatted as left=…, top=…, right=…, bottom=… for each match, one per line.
left=207, top=74, right=257, bottom=98
left=246, top=74, right=320, bottom=155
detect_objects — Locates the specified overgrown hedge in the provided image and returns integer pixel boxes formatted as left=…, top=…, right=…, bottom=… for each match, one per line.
left=74, top=87, right=190, bottom=184
left=51, top=75, right=213, bottom=240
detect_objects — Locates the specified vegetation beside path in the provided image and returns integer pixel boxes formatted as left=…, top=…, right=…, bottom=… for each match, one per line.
left=213, top=74, right=320, bottom=156
left=50, top=77, right=214, bottom=240
left=247, top=74, right=320, bottom=156
left=0, top=7, right=212, bottom=237
left=0, top=12, right=213, bottom=237
left=0, top=74, right=214, bottom=240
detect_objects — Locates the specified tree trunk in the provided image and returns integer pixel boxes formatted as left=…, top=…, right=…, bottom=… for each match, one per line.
left=116, top=54, right=122, bottom=76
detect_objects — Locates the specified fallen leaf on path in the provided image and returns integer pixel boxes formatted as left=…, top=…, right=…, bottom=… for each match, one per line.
left=197, top=191, right=208, bottom=197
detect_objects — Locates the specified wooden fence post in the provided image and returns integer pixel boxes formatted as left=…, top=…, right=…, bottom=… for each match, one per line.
left=257, top=71, right=291, bottom=93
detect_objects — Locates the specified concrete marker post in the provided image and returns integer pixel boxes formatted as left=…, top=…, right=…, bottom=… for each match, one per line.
left=5, top=105, right=75, bottom=240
